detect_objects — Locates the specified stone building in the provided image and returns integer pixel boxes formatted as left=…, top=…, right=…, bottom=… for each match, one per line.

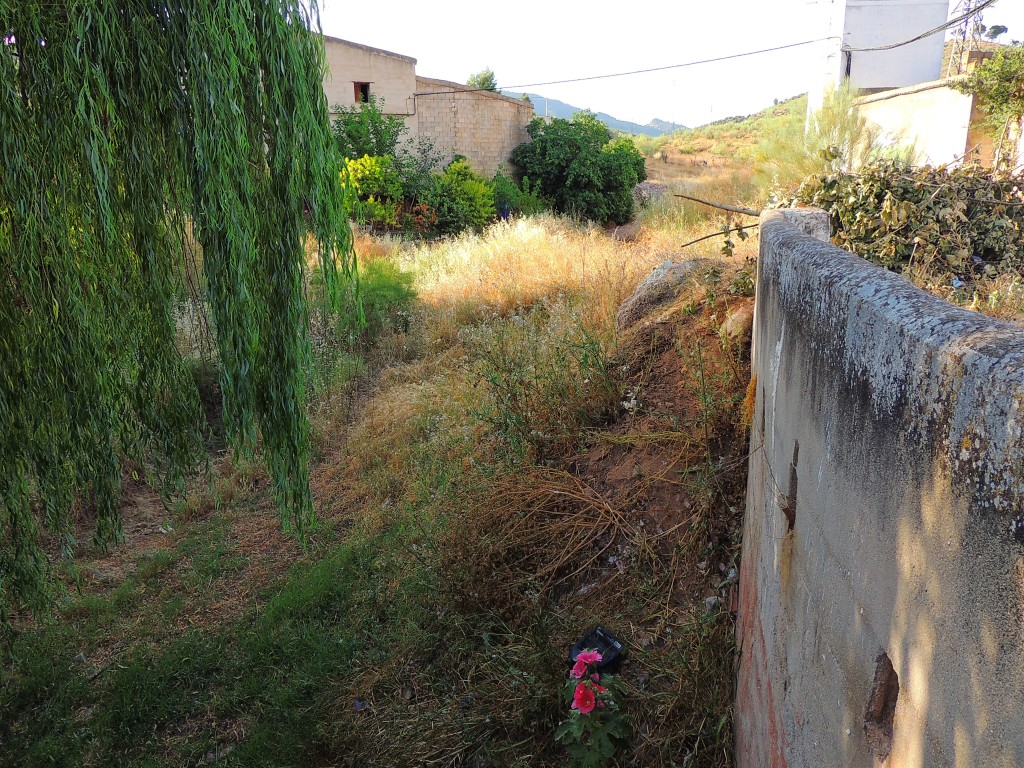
left=414, top=77, right=533, bottom=176
left=321, top=36, right=533, bottom=176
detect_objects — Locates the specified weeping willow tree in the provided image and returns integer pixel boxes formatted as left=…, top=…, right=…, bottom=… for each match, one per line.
left=0, top=2, right=355, bottom=622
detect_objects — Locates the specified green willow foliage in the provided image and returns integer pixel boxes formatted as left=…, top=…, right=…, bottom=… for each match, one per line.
left=0, top=2, right=355, bottom=620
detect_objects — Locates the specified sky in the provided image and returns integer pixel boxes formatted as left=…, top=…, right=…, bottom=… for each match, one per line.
left=317, top=0, right=1024, bottom=128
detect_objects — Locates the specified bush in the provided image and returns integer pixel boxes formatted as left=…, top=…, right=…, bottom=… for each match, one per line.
left=423, top=159, right=496, bottom=235
left=510, top=113, right=646, bottom=224
left=332, top=96, right=407, bottom=160
left=354, top=258, right=416, bottom=343
left=795, top=161, right=1024, bottom=278
left=491, top=170, right=548, bottom=218
left=344, top=155, right=404, bottom=228
left=952, top=43, right=1024, bottom=166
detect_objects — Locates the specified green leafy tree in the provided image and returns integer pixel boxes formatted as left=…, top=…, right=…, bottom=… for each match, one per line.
left=332, top=94, right=408, bottom=159
left=0, top=2, right=355, bottom=621
left=953, top=43, right=1024, bottom=165
left=467, top=67, right=498, bottom=92
left=510, top=113, right=647, bottom=223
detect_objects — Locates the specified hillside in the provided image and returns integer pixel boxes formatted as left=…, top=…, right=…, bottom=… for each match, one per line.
left=503, top=90, right=687, bottom=136
left=638, top=94, right=806, bottom=186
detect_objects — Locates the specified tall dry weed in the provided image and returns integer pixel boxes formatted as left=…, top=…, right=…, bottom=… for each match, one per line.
left=406, top=215, right=655, bottom=341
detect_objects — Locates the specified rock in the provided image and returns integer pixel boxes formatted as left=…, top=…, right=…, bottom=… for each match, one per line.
left=633, top=181, right=670, bottom=209
left=704, top=595, right=721, bottom=611
left=612, top=219, right=642, bottom=242
left=721, top=302, right=755, bottom=343
left=616, top=260, right=705, bottom=332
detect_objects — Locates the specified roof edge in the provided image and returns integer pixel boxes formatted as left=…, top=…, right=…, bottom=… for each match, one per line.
left=321, top=35, right=417, bottom=66
left=415, top=76, right=534, bottom=109
left=855, top=75, right=969, bottom=105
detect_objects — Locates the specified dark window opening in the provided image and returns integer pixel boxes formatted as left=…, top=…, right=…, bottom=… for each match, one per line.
left=354, top=82, right=371, bottom=103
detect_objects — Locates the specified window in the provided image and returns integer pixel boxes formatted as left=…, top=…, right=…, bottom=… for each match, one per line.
left=354, top=82, right=371, bottom=103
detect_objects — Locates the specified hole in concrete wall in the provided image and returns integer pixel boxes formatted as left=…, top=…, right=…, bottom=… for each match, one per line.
left=864, top=651, right=899, bottom=763
left=782, top=440, right=798, bottom=531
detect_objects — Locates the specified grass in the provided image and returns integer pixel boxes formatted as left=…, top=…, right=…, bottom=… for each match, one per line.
left=3, top=179, right=758, bottom=767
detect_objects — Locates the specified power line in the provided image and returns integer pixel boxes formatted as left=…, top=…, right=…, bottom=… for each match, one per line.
left=413, top=37, right=839, bottom=98
left=842, top=0, right=1000, bottom=52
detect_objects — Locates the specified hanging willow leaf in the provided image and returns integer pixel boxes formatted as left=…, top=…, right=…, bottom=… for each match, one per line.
left=0, top=1, right=355, bottom=622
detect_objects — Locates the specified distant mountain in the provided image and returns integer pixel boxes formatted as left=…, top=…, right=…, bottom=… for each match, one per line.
left=503, top=92, right=686, bottom=137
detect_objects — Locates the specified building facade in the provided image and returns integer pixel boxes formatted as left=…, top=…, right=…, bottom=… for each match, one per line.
left=806, top=0, right=950, bottom=114
left=321, top=37, right=534, bottom=176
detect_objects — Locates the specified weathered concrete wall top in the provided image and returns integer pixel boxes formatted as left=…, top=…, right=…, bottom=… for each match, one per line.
left=736, top=209, right=1024, bottom=768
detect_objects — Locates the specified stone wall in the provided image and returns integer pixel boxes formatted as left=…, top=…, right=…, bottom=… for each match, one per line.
left=415, top=77, right=534, bottom=176
left=322, top=36, right=417, bottom=127
left=736, top=209, right=1024, bottom=767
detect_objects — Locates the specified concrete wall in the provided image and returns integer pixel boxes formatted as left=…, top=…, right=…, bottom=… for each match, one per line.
left=736, top=209, right=1024, bottom=768
left=322, top=36, right=417, bottom=125
left=857, top=80, right=978, bottom=166
left=415, top=76, right=534, bottom=176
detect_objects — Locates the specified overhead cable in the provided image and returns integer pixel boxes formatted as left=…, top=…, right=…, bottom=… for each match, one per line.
left=413, top=37, right=840, bottom=97
left=842, top=0, right=1000, bottom=51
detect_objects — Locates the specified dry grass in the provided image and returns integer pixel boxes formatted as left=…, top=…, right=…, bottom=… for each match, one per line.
left=406, top=215, right=658, bottom=340
left=4, top=161, right=760, bottom=767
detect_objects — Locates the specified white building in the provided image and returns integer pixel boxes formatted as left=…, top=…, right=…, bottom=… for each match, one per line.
left=807, top=0, right=951, bottom=113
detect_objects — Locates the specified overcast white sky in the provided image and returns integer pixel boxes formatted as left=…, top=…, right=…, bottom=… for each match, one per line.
left=318, top=0, right=1024, bottom=128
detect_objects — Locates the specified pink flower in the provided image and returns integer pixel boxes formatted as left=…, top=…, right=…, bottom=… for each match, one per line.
left=570, top=650, right=603, bottom=679
left=572, top=682, right=596, bottom=714
left=593, top=683, right=607, bottom=693
left=590, top=673, right=600, bottom=682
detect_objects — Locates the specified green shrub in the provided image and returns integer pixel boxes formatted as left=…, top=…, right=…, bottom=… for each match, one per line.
left=344, top=155, right=403, bottom=228
left=795, top=162, right=1024, bottom=278
left=754, top=85, right=913, bottom=194
left=395, top=135, right=445, bottom=203
left=423, top=159, right=496, bottom=235
left=491, top=170, right=549, bottom=218
left=462, top=299, right=620, bottom=461
left=332, top=96, right=407, bottom=160
left=952, top=43, right=1024, bottom=166
left=355, top=258, right=416, bottom=343
left=510, top=112, right=646, bottom=224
